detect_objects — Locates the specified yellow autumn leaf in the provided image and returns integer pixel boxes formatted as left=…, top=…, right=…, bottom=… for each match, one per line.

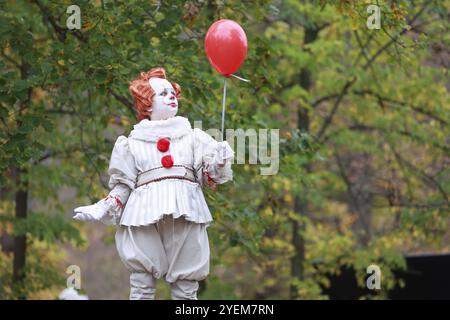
left=82, top=21, right=95, bottom=31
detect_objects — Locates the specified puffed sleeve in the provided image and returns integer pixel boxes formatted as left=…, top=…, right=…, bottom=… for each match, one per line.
left=107, top=135, right=137, bottom=205
left=193, top=128, right=233, bottom=185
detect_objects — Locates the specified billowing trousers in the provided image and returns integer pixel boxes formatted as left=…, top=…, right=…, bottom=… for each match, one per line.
left=115, top=214, right=210, bottom=300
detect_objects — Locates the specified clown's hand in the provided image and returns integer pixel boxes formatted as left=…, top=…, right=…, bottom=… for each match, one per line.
left=73, top=197, right=117, bottom=222
left=215, top=141, right=234, bottom=166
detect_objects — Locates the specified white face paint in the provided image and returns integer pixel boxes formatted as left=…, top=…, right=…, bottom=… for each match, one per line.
left=148, top=77, right=178, bottom=121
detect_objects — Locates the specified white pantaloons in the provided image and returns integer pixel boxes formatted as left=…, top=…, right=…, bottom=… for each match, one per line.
left=115, top=215, right=210, bottom=300
left=129, top=272, right=156, bottom=300
left=171, top=279, right=199, bottom=300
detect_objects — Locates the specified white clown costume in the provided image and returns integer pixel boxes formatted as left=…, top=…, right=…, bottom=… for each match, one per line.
left=73, top=70, right=234, bottom=300
left=111, top=116, right=233, bottom=299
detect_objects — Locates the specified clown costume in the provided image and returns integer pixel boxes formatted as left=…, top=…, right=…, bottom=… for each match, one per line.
left=73, top=67, right=234, bottom=300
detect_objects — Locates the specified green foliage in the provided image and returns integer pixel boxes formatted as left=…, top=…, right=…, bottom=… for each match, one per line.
left=0, top=0, right=448, bottom=299
left=0, top=213, right=83, bottom=246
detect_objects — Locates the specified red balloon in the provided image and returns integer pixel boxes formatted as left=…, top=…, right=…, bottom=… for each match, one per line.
left=205, top=19, right=248, bottom=77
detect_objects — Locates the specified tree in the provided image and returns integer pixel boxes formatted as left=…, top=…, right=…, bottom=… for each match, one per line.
left=224, top=0, right=449, bottom=299
left=0, top=0, right=271, bottom=299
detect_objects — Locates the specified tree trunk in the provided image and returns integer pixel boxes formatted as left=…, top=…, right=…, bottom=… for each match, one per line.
left=12, top=165, right=28, bottom=298
left=12, top=60, right=31, bottom=299
left=289, top=26, right=319, bottom=299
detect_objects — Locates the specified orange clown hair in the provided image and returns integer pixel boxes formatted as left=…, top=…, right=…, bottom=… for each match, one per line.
left=129, top=67, right=181, bottom=121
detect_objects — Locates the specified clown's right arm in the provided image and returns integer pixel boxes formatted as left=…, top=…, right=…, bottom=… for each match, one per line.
left=73, top=136, right=137, bottom=225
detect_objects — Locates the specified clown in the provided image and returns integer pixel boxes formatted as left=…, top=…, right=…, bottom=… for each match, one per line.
left=73, top=67, right=234, bottom=300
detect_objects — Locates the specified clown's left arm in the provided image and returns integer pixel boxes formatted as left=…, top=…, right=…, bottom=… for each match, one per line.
left=193, top=128, right=234, bottom=185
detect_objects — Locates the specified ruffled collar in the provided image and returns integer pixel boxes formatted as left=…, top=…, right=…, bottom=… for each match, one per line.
left=129, top=116, right=192, bottom=142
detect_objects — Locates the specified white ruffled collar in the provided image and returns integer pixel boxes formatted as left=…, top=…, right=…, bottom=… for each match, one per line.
left=129, top=116, right=192, bottom=142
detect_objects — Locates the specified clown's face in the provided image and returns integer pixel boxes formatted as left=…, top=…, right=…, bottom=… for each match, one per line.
left=149, top=77, right=178, bottom=121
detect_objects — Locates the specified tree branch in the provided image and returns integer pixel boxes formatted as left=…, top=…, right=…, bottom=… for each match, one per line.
left=388, top=143, right=449, bottom=202
left=353, top=89, right=448, bottom=125
left=108, top=89, right=135, bottom=115
left=315, top=1, right=433, bottom=141
left=316, top=77, right=356, bottom=140
left=32, top=0, right=87, bottom=43
left=323, top=123, right=449, bottom=154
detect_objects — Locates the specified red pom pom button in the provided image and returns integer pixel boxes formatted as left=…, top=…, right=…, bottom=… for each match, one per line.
left=157, top=138, right=170, bottom=152
left=161, top=155, right=174, bottom=168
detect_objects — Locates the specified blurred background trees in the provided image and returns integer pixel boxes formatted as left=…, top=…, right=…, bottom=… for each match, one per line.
left=0, top=0, right=448, bottom=299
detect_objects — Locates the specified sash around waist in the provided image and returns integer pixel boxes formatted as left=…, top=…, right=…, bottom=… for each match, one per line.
left=135, top=165, right=196, bottom=188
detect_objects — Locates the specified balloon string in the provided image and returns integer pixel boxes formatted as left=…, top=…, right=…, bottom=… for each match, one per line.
left=221, top=77, right=227, bottom=142
left=231, top=74, right=251, bottom=82
left=220, top=74, right=249, bottom=144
